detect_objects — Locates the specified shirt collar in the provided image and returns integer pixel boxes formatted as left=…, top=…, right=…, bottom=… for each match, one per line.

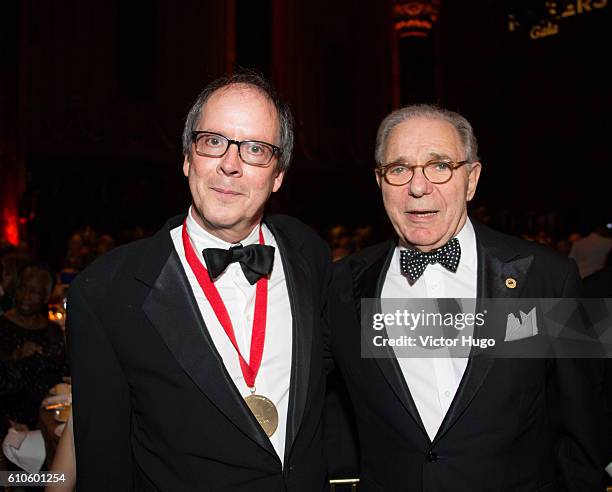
left=185, top=206, right=261, bottom=253
left=456, top=217, right=477, bottom=273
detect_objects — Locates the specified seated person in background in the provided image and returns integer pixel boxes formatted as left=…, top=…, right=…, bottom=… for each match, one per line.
left=0, top=265, right=67, bottom=472
left=556, top=232, right=581, bottom=257
left=570, top=223, right=612, bottom=278
left=328, top=225, right=355, bottom=262
left=0, top=251, right=32, bottom=315
left=95, top=234, right=115, bottom=257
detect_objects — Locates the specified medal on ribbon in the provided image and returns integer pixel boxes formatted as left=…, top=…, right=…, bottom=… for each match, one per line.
left=182, top=220, right=278, bottom=437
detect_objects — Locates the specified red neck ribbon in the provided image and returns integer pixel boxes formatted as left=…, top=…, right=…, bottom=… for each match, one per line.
left=181, top=220, right=268, bottom=389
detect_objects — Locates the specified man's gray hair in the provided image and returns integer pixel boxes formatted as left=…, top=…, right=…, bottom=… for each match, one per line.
left=182, top=70, right=294, bottom=173
left=374, top=104, right=479, bottom=165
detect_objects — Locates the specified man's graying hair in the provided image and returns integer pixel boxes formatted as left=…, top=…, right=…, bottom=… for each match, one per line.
left=182, top=70, right=294, bottom=173
left=374, top=104, right=480, bottom=166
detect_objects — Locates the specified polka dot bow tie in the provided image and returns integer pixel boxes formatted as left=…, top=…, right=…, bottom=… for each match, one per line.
left=400, top=238, right=461, bottom=285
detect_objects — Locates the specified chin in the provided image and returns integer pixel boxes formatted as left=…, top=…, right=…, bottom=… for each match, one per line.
left=206, top=216, right=243, bottom=231
left=402, top=230, right=445, bottom=249
left=194, top=206, right=234, bottom=226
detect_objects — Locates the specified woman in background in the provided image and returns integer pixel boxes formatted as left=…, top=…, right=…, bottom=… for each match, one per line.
left=0, top=265, right=67, bottom=473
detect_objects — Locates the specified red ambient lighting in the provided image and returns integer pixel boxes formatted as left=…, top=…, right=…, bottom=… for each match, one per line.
left=2, top=208, right=20, bottom=245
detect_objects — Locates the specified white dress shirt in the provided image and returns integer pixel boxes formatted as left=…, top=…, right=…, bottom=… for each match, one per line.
left=171, top=208, right=293, bottom=462
left=381, top=219, right=478, bottom=441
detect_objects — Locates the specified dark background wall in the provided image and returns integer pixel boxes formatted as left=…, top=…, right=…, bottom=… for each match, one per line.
left=1, top=0, right=609, bottom=267
left=440, top=1, right=610, bottom=236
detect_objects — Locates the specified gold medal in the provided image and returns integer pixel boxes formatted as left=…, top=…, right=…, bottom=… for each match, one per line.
left=244, top=393, right=278, bottom=437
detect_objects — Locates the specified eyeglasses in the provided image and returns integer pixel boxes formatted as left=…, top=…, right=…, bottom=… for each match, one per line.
left=376, top=159, right=470, bottom=186
left=191, top=131, right=281, bottom=167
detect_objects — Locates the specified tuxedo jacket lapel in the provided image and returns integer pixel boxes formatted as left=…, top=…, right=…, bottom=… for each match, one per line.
left=265, top=218, right=313, bottom=466
left=476, top=225, right=533, bottom=300
left=351, top=241, right=429, bottom=438
left=136, top=217, right=278, bottom=461
left=434, top=221, right=535, bottom=442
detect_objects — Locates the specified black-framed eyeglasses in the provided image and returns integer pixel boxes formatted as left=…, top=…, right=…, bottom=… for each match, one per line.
left=191, top=131, right=281, bottom=167
left=376, top=159, right=471, bottom=186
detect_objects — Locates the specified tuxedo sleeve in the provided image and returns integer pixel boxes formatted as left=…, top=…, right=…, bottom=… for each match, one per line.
left=319, top=247, right=334, bottom=376
left=322, top=275, right=334, bottom=376
left=552, top=261, right=604, bottom=491
left=67, top=286, right=133, bottom=491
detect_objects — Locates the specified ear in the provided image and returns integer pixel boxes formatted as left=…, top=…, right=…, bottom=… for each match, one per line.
left=272, top=169, right=285, bottom=193
left=182, top=155, right=191, bottom=177
left=375, top=168, right=383, bottom=189
left=466, top=161, right=482, bottom=202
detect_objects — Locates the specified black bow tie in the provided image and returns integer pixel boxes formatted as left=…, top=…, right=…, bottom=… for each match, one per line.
left=202, top=243, right=275, bottom=285
left=400, top=238, right=461, bottom=285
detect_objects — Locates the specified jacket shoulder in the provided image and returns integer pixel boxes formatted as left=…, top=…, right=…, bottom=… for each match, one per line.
left=333, top=240, right=394, bottom=280
left=474, top=222, right=580, bottom=295
left=475, top=222, right=573, bottom=267
left=266, top=214, right=328, bottom=250
left=350, top=240, right=395, bottom=263
left=267, top=214, right=320, bottom=237
left=68, top=237, right=151, bottom=297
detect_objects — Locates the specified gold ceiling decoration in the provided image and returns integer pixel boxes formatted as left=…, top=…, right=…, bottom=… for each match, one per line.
left=393, top=0, right=442, bottom=38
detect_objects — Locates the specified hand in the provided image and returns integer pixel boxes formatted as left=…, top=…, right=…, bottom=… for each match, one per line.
left=13, top=340, right=44, bottom=360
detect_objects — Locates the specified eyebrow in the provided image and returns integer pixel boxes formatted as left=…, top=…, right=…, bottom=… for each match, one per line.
left=386, top=152, right=456, bottom=165
left=428, top=152, right=454, bottom=161
left=199, top=130, right=278, bottom=146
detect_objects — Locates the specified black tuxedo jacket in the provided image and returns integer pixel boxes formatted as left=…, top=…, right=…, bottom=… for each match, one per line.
left=67, top=214, right=331, bottom=491
left=329, top=221, right=603, bottom=491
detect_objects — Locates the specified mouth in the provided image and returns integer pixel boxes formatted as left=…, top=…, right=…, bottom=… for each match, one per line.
left=406, top=209, right=439, bottom=218
left=210, top=186, right=243, bottom=196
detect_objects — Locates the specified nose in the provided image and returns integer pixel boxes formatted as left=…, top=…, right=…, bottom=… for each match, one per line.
left=408, top=167, right=433, bottom=198
left=217, top=142, right=244, bottom=177
left=23, top=287, right=37, bottom=303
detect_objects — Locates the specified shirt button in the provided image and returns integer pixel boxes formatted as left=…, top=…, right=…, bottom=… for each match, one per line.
left=427, top=451, right=438, bottom=462
left=444, top=390, right=451, bottom=398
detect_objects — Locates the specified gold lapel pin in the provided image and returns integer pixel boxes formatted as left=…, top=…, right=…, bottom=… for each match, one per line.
left=505, top=277, right=517, bottom=289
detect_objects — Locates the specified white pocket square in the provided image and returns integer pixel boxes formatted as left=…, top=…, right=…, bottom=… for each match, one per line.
left=504, top=307, right=538, bottom=342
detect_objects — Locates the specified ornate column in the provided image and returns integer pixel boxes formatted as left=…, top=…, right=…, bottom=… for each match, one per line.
left=391, top=0, right=442, bottom=106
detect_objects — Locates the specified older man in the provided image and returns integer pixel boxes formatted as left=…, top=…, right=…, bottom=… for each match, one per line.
left=329, top=104, right=602, bottom=491
left=68, top=73, right=331, bottom=491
